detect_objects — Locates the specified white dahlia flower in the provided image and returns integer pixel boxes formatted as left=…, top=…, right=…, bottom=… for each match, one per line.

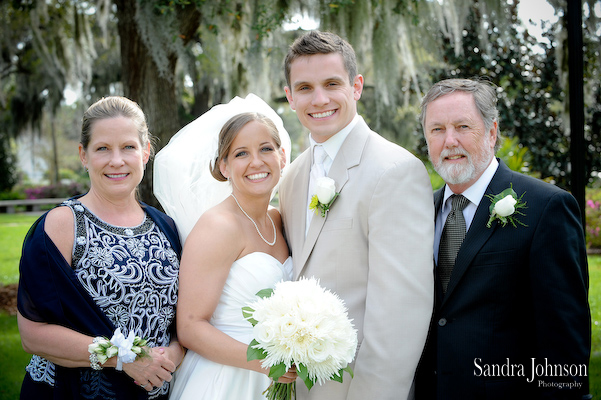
left=243, top=277, right=357, bottom=399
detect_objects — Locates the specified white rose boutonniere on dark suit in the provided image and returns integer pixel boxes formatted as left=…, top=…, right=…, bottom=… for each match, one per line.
left=486, top=185, right=527, bottom=228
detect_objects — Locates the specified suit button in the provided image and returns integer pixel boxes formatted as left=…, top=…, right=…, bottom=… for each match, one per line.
left=438, top=318, right=447, bottom=326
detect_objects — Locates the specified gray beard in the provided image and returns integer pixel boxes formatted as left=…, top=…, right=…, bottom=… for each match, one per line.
left=436, top=160, right=476, bottom=185
left=430, top=145, right=494, bottom=186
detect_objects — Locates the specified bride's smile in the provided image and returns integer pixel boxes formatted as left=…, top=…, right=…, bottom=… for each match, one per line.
left=221, top=120, right=286, bottom=197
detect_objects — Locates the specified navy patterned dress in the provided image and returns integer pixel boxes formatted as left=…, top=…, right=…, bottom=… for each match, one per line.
left=18, top=198, right=182, bottom=400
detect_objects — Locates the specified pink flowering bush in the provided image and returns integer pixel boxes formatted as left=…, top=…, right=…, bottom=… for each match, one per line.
left=24, top=182, right=87, bottom=199
left=586, top=188, right=601, bottom=251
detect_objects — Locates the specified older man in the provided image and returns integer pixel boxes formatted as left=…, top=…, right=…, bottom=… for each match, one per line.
left=414, top=78, right=591, bottom=399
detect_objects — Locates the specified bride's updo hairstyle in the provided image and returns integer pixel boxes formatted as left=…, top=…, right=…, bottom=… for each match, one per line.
left=210, top=112, right=282, bottom=182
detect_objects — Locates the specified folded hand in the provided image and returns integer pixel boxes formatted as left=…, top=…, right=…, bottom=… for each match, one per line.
left=126, top=347, right=175, bottom=391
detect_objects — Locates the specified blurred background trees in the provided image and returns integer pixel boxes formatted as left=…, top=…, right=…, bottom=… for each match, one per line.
left=1, top=0, right=599, bottom=205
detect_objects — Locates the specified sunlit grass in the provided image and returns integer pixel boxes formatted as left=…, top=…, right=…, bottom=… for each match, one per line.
left=0, top=214, right=38, bottom=284
left=0, top=213, right=600, bottom=398
left=0, top=312, right=29, bottom=399
left=589, top=255, right=601, bottom=397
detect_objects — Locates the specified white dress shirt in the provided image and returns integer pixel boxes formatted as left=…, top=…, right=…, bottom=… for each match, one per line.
left=305, top=115, right=361, bottom=234
left=434, top=157, right=499, bottom=263
left=307, top=114, right=360, bottom=174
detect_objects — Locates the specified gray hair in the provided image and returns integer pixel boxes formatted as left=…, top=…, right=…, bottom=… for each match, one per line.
left=420, top=78, right=499, bottom=137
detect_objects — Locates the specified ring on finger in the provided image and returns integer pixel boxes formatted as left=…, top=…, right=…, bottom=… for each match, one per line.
left=140, top=383, right=148, bottom=388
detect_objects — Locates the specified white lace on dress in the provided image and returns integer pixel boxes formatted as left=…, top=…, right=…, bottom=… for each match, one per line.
left=26, top=200, right=180, bottom=399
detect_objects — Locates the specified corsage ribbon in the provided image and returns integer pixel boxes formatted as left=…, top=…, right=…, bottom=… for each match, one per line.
left=111, top=328, right=137, bottom=370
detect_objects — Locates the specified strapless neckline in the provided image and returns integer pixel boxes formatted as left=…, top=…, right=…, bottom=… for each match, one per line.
left=170, top=248, right=293, bottom=400
left=237, top=251, right=291, bottom=266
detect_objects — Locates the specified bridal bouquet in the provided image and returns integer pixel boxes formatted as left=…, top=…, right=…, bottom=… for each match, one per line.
left=243, top=277, right=357, bottom=400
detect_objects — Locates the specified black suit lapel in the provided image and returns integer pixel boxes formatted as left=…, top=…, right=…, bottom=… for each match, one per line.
left=434, top=188, right=444, bottom=218
left=433, top=188, right=445, bottom=301
left=441, top=160, right=514, bottom=305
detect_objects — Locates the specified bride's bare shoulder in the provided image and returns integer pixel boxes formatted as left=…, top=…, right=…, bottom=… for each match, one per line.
left=188, top=202, right=243, bottom=240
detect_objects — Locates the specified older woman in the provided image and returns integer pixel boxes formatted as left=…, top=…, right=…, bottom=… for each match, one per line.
left=17, top=96, right=184, bottom=400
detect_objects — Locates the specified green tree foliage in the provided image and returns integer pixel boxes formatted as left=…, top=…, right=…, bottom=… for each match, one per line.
left=1, top=0, right=599, bottom=203
left=1, top=0, right=100, bottom=191
left=417, top=1, right=600, bottom=190
left=0, top=130, right=16, bottom=193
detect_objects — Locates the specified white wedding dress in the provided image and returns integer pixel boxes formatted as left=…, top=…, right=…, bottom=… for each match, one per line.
left=154, top=94, right=293, bottom=399
left=169, top=252, right=293, bottom=400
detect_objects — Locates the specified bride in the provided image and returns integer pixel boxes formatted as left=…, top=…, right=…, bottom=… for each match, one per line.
left=153, top=95, right=296, bottom=399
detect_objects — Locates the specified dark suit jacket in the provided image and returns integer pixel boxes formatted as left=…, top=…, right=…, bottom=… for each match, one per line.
left=415, top=160, right=591, bottom=400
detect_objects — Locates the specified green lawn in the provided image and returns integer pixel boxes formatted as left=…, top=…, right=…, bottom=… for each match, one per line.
left=0, top=214, right=600, bottom=398
left=0, top=213, right=38, bottom=399
left=0, top=213, right=38, bottom=285
left=0, top=312, right=29, bottom=399
left=589, top=254, right=601, bottom=397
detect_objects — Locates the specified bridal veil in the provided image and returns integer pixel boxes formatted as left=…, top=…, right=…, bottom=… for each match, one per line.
left=153, top=94, right=291, bottom=244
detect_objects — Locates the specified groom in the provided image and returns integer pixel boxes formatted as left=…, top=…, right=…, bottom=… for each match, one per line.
left=278, top=30, right=435, bottom=400
left=414, top=78, right=590, bottom=399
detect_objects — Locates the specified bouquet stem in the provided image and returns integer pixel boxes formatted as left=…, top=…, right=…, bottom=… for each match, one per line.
left=263, top=381, right=295, bottom=400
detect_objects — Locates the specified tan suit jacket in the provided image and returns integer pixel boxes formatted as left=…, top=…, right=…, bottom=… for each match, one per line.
left=279, top=119, right=434, bottom=400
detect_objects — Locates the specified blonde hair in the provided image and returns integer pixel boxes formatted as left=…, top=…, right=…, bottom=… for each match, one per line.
left=210, top=112, right=281, bottom=182
left=81, top=96, right=155, bottom=157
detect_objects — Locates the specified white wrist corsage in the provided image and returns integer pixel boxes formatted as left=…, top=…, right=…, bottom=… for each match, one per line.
left=309, top=177, right=340, bottom=217
left=486, top=185, right=527, bottom=228
left=88, top=328, right=148, bottom=371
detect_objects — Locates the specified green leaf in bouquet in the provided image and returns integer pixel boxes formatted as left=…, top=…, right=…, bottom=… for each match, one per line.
left=242, top=306, right=257, bottom=326
left=331, top=371, right=343, bottom=383
left=255, top=288, right=274, bottom=299
left=247, top=339, right=267, bottom=361
left=297, top=363, right=314, bottom=391
left=268, top=362, right=287, bottom=380
left=327, top=365, right=354, bottom=384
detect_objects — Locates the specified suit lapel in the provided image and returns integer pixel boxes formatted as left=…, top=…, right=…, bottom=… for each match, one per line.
left=434, top=189, right=444, bottom=218
left=433, top=188, right=445, bottom=300
left=294, top=121, right=368, bottom=279
left=441, top=160, right=512, bottom=304
left=287, top=151, right=311, bottom=278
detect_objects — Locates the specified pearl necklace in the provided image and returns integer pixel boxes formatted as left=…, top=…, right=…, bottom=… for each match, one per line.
left=231, top=194, right=276, bottom=246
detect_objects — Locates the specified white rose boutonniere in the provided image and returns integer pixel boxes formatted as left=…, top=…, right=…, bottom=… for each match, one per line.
left=309, top=177, right=340, bottom=217
left=486, top=185, right=527, bottom=228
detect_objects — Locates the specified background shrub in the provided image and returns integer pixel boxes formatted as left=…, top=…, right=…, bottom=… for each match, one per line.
left=586, top=188, right=601, bottom=251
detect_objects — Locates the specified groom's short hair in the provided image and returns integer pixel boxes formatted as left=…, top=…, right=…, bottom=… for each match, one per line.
left=284, top=30, right=358, bottom=88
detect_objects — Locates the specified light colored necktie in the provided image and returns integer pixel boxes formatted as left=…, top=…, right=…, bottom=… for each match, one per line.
left=438, top=194, right=470, bottom=294
left=306, top=145, right=327, bottom=235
